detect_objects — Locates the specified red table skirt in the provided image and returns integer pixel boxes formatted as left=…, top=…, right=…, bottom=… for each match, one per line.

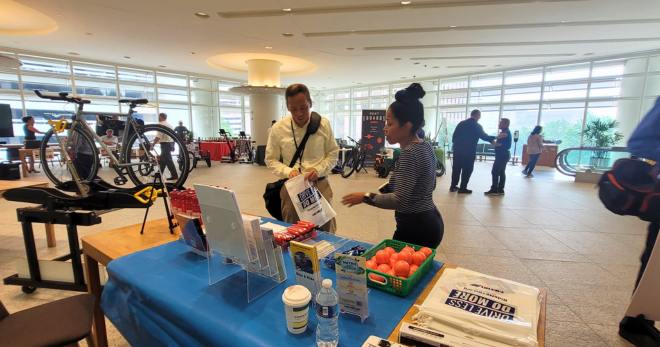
left=199, top=142, right=233, bottom=161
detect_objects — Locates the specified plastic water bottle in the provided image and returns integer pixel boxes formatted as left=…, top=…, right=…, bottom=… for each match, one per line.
left=315, top=279, right=339, bottom=347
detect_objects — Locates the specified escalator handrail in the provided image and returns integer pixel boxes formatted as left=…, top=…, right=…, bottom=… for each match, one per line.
left=555, top=146, right=630, bottom=177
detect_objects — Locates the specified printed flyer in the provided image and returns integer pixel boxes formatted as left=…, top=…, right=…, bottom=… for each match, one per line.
left=290, top=241, right=321, bottom=296
left=335, top=253, right=369, bottom=321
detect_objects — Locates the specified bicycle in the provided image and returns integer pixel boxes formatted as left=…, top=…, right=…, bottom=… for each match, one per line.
left=340, top=136, right=367, bottom=178
left=34, top=90, right=190, bottom=194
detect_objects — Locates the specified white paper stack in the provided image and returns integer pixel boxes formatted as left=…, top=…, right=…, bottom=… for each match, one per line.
left=412, top=268, right=541, bottom=347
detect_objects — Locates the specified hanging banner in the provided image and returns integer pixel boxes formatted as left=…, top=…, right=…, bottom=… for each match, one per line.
left=361, top=109, right=386, bottom=164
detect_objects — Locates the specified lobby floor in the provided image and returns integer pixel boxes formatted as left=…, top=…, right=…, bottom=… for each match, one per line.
left=0, top=160, right=652, bottom=346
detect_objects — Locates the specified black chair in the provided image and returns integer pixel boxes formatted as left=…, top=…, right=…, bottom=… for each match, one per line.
left=0, top=294, right=94, bottom=347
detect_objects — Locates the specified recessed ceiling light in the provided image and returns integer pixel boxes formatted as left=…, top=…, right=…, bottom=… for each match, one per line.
left=282, top=32, right=294, bottom=37
left=560, top=20, right=568, bottom=23
left=494, top=64, right=502, bottom=67
left=394, top=57, right=402, bottom=60
left=414, top=62, right=420, bottom=65
left=432, top=66, right=439, bottom=68
left=400, top=76, right=407, bottom=79
left=346, top=47, right=355, bottom=50
left=158, top=65, right=167, bottom=68
left=282, top=8, right=292, bottom=12
left=449, top=25, right=457, bottom=28
left=68, top=52, right=79, bottom=56
left=191, top=52, right=196, bottom=55
left=85, top=32, right=93, bottom=36
left=584, top=52, right=595, bottom=56
left=401, top=1, right=412, bottom=5
left=264, top=46, right=273, bottom=49
left=123, top=56, right=131, bottom=59
left=195, top=12, right=210, bottom=18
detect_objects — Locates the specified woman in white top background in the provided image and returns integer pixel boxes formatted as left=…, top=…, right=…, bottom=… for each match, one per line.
left=523, top=125, right=544, bottom=177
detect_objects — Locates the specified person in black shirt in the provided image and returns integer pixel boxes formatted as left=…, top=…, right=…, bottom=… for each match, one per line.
left=450, top=109, right=495, bottom=194
left=174, top=121, right=189, bottom=141
left=22, top=116, right=45, bottom=173
left=342, top=83, right=444, bottom=248
left=485, top=118, right=512, bottom=196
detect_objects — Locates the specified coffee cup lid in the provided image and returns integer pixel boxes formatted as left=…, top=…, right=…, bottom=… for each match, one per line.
left=282, top=285, right=311, bottom=307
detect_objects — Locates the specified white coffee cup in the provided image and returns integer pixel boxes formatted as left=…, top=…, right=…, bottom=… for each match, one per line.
left=282, top=285, right=312, bottom=334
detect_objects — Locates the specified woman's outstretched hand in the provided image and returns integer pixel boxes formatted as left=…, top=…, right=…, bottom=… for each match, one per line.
left=342, top=192, right=366, bottom=207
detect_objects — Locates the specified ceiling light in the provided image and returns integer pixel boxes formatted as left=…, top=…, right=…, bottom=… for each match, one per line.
left=191, top=52, right=196, bottom=55
left=85, top=32, right=93, bottom=36
left=195, top=12, right=210, bottom=18
left=158, top=65, right=167, bottom=68
left=264, top=46, right=273, bottom=49
left=560, top=20, right=567, bottom=23
left=401, top=1, right=412, bottom=5
left=584, top=52, right=595, bottom=56
left=494, top=64, right=502, bottom=67
left=282, top=8, right=292, bottom=12
left=449, top=25, right=457, bottom=28
left=432, top=66, right=439, bottom=68
left=400, top=76, right=407, bottom=79
left=123, top=56, right=131, bottom=59
left=346, top=47, right=355, bottom=50
left=414, top=62, right=420, bottom=65
left=68, top=52, right=79, bottom=56
left=282, top=33, right=294, bottom=37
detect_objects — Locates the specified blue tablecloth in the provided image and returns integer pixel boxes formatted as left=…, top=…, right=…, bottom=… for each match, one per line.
left=101, top=222, right=442, bottom=347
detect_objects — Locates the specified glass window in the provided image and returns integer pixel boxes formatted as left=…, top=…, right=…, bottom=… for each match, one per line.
left=158, top=87, right=188, bottom=103
left=420, top=80, right=440, bottom=93
left=593, top=58, right=647, bottom=77
left=335, top=100, right=350, bottom=112
left=219, top=94, right=242, bottom=107
left=158, top=103, right=189, bottom=128
left=370, top=86, right=389, bottom=96
left=649, top=55, right=660, bottom=73
left=220, top=108, right=242, bottom=135
left=503, top=86, right=541, bottom=103
left=470, top=73, right=503, bottom=88
left=423, top=108, right=438, bottom=140
left=423, top=91, right=438, bottom=107
left=440, top=77, right=468, bottom=91
left=370, top=96, right=388, bottom=109
left=192, top=106, right=219, bottom=138
left=645, top=75, right=660, bottom=97
left=83, top=98, right=120, bottom=114
left=190, top=77, right=212, bottom=90
left=244, top=108, right=252, bottom=136
left=545, top=63, right=590, bottom=82
left=157, top=73, right=187, bottom=87
left=191, top=90, right=214, bottom=105
left=219, top=81, right=239, bottom=92
left=505, top=68, right=543, bottom=85
left=543, top=82, right=588, bottom=100
left=439, top=90, right=467, bottom=106
left=21, top=74, right=72, bottom=93
left=73, top=62, right=116, bottom=80
left=352, top=87, right=369, bottom=98
left=589, top=80, right=622, bottom=98
left=501, top=104, right=539, bottom=143
left=442, top=107, right=469, bottom=148
left=334, top=89, right=350, bottom=99
left=469, top=88, right=501, bottom=104
left=469, top=105, right=499, bottom=135
left=118, top=68, right=154, bottom=83
left=350, top=116, right=362, bottom=140
left=0, top=69, right=20, bottom=91
left=75, top=78, right=117, bottom=97
left=540, top=102, right=585, bottom=149
left=19, top=55, right=70, bottom=75
left=333, top=113, right=350, bottom=139
left=119, top=83, right=155, bottom=100
left=352, top=98, right=369, bottom=114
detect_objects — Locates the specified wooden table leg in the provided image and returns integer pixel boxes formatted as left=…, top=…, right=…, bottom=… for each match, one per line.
left=84, top=253, right=108, bottom=347
left=45, top=223, right=56, bottom=248
left=19, top=150, right=29, bottom=177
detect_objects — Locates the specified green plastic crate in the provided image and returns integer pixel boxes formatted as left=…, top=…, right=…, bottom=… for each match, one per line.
left=363, top=239, right=436, bottom=297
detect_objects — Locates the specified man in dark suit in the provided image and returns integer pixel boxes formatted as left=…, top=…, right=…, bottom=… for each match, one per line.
left=450, top=109, right=495, bottom=194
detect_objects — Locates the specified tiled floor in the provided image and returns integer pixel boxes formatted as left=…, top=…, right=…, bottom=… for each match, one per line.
left=0, top=160, right=652, bottom=346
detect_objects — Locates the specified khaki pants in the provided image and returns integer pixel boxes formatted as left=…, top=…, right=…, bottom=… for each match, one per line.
left=280, top=178, right=337, bottom=233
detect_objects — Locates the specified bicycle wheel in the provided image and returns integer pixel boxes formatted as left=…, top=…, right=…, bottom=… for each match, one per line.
left=122, top=124, right=190, bottom=188
left=341, top=148, right=359, bottom=178
left=355, top=150, right=367, bottom=173
left=181, top=151, right=195, bottom=173
left=40, top=124, right=99, bottom=187
left=436, top=161, right=446, bottom=177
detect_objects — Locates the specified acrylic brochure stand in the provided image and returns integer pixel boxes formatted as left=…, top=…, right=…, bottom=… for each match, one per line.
left=195, top=184, right=287, bottom=303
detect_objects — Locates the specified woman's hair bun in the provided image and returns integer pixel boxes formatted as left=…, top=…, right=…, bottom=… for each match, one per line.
left=395, top=82, right=425, bottom=102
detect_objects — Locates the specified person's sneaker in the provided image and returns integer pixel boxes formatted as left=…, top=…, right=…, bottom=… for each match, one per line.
left=457, top=188, right=472, bottom=194
left=497, top=189, right=505, bottom=195
left=449, top=186, right=459, bottom=192
left=484, top=189, right=499, bottom=196
left=521, top=169, right=528, bottom=175
left=619, top=315, right=660, bottom=347
left=526, top=173, right=534, bottom=178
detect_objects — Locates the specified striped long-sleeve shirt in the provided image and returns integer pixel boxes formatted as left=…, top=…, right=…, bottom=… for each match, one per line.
left=371, top=141, right=438, bottom=213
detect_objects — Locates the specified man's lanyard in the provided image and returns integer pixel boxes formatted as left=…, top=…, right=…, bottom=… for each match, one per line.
left=291, top=120, right=305, bottom=172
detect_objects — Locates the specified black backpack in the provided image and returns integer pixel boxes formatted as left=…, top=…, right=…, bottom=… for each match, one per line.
left=598, top=158, right=660, bottom=222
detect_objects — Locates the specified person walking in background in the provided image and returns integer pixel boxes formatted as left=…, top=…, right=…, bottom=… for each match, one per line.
left=450, top=109, right=496, bottom=194
left=266, top=84, right=339, bottom=233
left=153, top=113, right=179, bottom=181
left=174, top=121, right=189, bottom=141
left=21, top=116, right=45, bottom=173
left=523, top=125, right=544, bottom=177
left=341, top=83, right=444, bottom=248
left=485, top=118, right=512, bottom=196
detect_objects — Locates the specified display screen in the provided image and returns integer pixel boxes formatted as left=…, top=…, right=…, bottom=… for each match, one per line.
left=0, top=104, right=14, bottom=137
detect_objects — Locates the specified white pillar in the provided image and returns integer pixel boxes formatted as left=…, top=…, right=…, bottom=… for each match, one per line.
left=245, top=59, right=284, bottom=146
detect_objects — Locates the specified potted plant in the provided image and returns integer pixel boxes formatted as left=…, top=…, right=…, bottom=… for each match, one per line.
left=581, top=119, right=623, bottom=169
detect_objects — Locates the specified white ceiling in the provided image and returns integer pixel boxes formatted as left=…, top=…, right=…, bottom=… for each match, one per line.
left=2, top=0, right=660, bottom=89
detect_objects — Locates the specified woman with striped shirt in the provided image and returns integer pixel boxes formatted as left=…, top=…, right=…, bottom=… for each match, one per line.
left=341, top=83, right=444, bottom=249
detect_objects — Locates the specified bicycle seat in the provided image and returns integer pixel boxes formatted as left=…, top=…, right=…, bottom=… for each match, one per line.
left=119, top=98, right=149, bottom=105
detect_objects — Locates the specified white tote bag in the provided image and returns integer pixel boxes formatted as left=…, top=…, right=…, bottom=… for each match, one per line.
left=285, top=175, right=336, bottom=227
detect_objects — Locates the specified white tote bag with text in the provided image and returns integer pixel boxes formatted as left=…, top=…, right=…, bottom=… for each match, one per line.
left=285, top=175, right=336, bottom=227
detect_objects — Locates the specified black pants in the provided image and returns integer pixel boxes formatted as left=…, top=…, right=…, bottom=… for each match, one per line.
left=393, top=209, right=444, bottom=249
left=451, top=152, right=476, bottom=189
left=159, top=142, right=178, bottom=178
left=491, top=152, right=510, bottom=190
left=73, top=153, right=95, bottom=180
left=635, top=222, right=659, bottom=289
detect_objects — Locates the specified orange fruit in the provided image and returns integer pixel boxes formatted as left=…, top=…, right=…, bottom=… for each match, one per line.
left=419, top=247, right=433, bottom=257
left=409, top=264, right=419, bottom=276
left=412, top=252, right=426, bottom=266
left=365, top=259, right=378, bottom=270
left=377, top=263, right=391, bottom=273
left=375, top=250, right=389, bottom=265
left=397, top=251, right=412, bottom=264
left=383, top=246, right=396, bottom=256
left=394, top=260, right=410, bottom=277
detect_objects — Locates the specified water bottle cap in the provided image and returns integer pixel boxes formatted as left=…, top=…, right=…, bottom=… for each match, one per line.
left=322, top=279, right=332, bottom=288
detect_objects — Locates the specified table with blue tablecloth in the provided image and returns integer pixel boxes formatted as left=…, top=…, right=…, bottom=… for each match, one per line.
left=100, top=220, right=442, bottom=347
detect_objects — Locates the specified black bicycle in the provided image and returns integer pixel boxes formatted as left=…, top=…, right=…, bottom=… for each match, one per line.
left=340, top=136, right=367, bottom=178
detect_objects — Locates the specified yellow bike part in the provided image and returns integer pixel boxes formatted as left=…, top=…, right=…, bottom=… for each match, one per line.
left=48, top=119, right=68, bottom=133
left=133, top=186, right=163, bottom=205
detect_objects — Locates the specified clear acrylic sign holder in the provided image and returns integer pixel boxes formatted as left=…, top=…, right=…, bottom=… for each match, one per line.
left=195, top=184, right=287, bottom=303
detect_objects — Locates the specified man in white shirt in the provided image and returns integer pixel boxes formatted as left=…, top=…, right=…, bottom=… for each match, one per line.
left=101, top=129, right=118, bottom=147
left=266, top=84, right=339, bottom=232
left=154, top=113, right=178, bottom=181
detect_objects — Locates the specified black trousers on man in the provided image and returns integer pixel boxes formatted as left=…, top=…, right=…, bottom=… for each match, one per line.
left=635, top=222, right=659, bottom=288
left=451, top=152, right=476, bottom=189
left=159, top=142, right=178, bottom=179
left=491, top=152, right=510, bottom=191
